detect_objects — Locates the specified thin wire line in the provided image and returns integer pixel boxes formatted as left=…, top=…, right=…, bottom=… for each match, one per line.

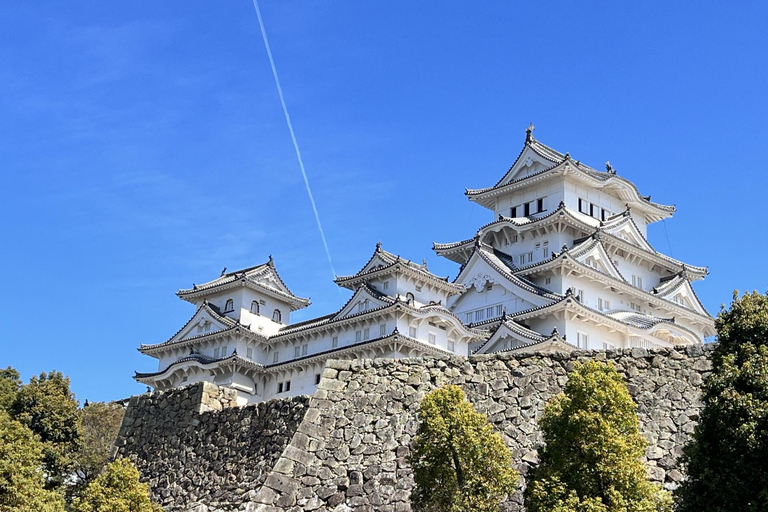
left=251, top=0, right=338, bottom=280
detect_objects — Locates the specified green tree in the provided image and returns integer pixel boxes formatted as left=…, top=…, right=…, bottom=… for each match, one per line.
left=0, top=409, right=65, bottom=512
left=525, top=361, right=671, bottom=512
left=410, top=385, right=518, bottom=512
left=675, top=291, right=768, bottom=512
left=70, top=458, right=162, bottom=512
left=0, top=367, right=21, bottom=412
left=72, top=401, right=126, bottom=489
left=11, top=371, right=82, bottom=487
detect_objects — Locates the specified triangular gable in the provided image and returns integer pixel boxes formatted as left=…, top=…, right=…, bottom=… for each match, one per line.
left=570, top=239, right=625, bottom=281
left=498, top=145, right=561, bottom=186
left=247, top=265, right=297, bottom=298
left=357, top=253, right=395, bottom=275
left=509, top=336, right=575, bottom=355
left=452, top=248, right=553, bottom=312
left=654, top=278, right=710, bottom=317
left=602, top=216, right=654, bottom=252
left=333, top=285, right=392, bottom=320
left=175, top=304, right=234, bottom=343
left=474, top=321, right=546, bottom=354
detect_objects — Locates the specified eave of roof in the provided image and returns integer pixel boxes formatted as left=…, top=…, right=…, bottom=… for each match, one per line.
left=177, top=259, right=310, bottom=309
left=465, top=136, right=676, bottom=218
left=512, top=247, right=713, bottom=323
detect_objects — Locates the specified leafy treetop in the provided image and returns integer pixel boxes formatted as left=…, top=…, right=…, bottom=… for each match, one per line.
left=410, top=385, right=518, bottom=512
left=525, top=361, right=671, bottom=512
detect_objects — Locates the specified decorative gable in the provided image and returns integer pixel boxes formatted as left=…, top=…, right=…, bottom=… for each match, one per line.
left=333, top=286, right=391, bottom=320
left=602, top=216, right=654, bottom=251
left=173, top=304, right=235, bottom=344
left=571, top=239, right=625, bottom=281
left=498, top=145, right=559, bottom=186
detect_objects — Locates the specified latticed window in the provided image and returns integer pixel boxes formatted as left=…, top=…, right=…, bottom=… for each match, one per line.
left=224, top=299, right=234, bottom=312
left=272, top=309, right=282, bottom=323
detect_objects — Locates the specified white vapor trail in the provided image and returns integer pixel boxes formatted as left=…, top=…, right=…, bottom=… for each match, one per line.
left=251, top=0, right=338, bottom=279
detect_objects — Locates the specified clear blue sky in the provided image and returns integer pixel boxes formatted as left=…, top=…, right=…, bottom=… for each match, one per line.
left=2, top=1, right=766, bottom=402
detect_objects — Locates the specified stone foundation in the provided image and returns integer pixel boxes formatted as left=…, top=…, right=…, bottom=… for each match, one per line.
left=116, top=345, right=714, bottom=511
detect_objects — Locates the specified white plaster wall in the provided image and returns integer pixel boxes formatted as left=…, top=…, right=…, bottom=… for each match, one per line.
left=452, top=285, right=536, bottom=324
left=561, top=319, right=625, bottom=350
left=492, top=181, right=565, bottom=219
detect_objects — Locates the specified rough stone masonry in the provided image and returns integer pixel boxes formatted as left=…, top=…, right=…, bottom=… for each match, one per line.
left=115, top=345, right=714, bottom=512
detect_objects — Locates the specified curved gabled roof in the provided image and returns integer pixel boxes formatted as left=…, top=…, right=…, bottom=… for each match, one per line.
left=510, top=292, right=703, bottom=344
left=334, top=243, right=462, bottom=294
left=454, top=242, right=562, bottom=302
left=434, top=202, right=706, bottom=276
left=465, top=130, right=675, bottom=221
left=177, top=257, right=310, bottom=310
left=513, top=241, right=714, bottom=325
left=138, top=300, right=250, bottom=354
left=134, top=353, right=263, bottom=382
left=472, top=316, right=549, bottom=354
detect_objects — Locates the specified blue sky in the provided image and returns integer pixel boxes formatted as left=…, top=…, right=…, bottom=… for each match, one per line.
left=2, top=1, right=767, bottom=402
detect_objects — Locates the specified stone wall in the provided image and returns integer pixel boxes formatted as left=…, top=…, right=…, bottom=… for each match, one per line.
left=115, top=345, right=714, bottom=512
left=248, top=345, right=713, bottom=512
left=114, top=382, right=310, bottom=511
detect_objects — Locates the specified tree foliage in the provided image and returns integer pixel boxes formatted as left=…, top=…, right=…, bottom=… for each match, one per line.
left=10, top=371, right=82, bottom=487
left=675, top=291, right=768, bottom=512
left=525, top=361, right=671, bottom=512
left=73, top=401, right=126, bottom=489
left=0, top=409, right=65, bottom=512
left=410, top=385, right=518, bottom=512
left=0, top=367, right=21, bottom=412
left=70, top=458, right=162, bottom=512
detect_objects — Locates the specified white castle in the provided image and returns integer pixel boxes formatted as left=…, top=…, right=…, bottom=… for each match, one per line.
left=136, top=126, right=714, bottom=404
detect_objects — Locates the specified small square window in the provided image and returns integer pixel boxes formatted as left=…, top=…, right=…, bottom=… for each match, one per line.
left=302, top=344, right=308, bottom=356
left=496, top=305, right=503, bottom=316
left=428, top=333, right=436, bottom=344
left=315, top=374, right=321, bottom=385
left=510, top=205, right=517, bottom=217
left=246, top=347, right=253, bottom=359
left=486, top=307, right=493, bottom=318
left=379, top=324, right=386, bottom=336
left=356, top=330, right=362, bottom=342
left=382, top=281, right=389, bottom=290
left=465, top=313, right=472, bottom=323
left=537, top=198, right=544, bottom=212
left=364, top=328, right=370, bottom=340
left=273, top=351, right=279, bottom=363
left=447, top=340, right=455, bottom=352
left=285, top=381, right=291, bottom=392
left=214, top=348, right=220, bottom=358
left=409, top=326, right=417, bottom=337
left=295, top=346, right=301, bottom=357
left=332, top=336, right=339, bottom=348
left=278, top=382, right=283, bottom=393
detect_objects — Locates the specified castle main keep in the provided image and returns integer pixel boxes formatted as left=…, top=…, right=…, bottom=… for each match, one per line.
left=134, top=127, right=713, bottom=405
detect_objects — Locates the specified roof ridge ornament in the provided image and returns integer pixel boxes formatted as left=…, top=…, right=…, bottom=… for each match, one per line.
left=375, top=241, right=382, bottom=251
left=221, top=267, right=227, bottom=276
left=551, top=326, right=560, bottom=336
left=525, top=122, right=535, bottom=143
left=605, top=161, right=617, bottom=174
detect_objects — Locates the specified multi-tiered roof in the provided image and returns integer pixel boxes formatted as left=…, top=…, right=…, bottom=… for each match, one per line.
left=437, top=126, right=714, bottom=352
